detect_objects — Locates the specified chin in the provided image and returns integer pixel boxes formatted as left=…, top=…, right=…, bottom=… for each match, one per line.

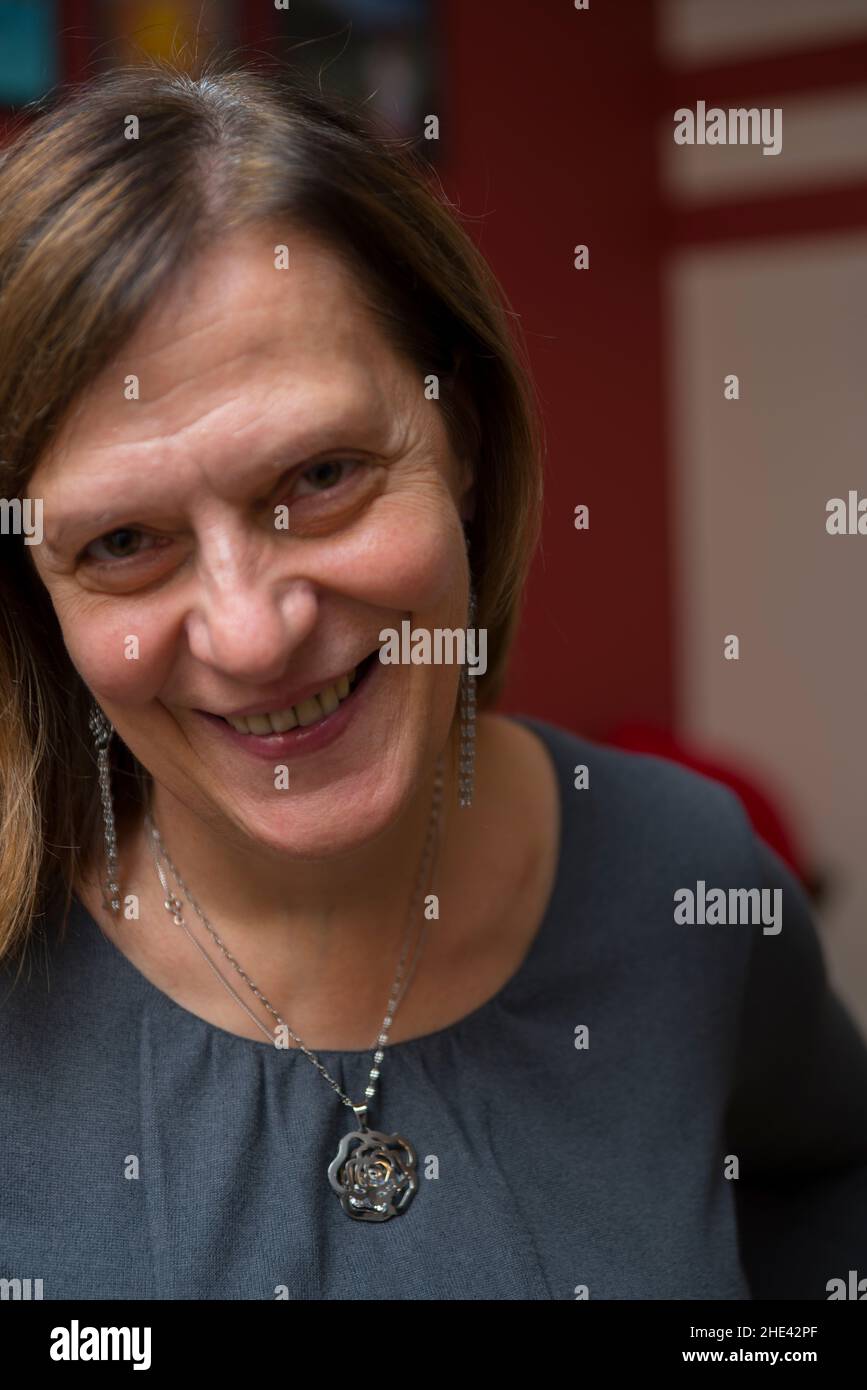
left=211, top=736, right=437, bottom=861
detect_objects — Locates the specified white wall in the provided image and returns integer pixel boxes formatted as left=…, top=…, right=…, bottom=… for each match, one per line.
left=666, top=235, right=867, bottom=1031
left=661, top=1, right=867, bottom=1030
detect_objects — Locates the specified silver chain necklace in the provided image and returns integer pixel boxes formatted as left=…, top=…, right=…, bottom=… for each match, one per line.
left=142, top=757, right=444, bottom=1222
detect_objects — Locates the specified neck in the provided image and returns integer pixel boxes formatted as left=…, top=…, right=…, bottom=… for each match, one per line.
left=124, top=748, right=454, bottom=972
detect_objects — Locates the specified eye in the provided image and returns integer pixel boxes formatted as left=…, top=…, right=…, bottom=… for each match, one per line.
left=76, top=457, right=371, bottom=569
left=83, top=528, right=155, bottom=563
left=292, top=457, right=360, bottom=497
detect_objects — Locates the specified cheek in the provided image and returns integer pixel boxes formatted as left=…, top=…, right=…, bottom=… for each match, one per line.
left=319, top=496, right=466, bottom=616
left=45, top=489, right=467, bottom=704
left=52, top=594, right=174, bottom=704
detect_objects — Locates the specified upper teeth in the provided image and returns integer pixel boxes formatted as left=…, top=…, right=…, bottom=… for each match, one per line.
left=225, top=668, right=357, bottom=734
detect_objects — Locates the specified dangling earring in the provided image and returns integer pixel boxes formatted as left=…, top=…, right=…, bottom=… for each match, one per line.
left=88, top=700, right=121, bottom=914
left=458, top=580, right=477, bottom=809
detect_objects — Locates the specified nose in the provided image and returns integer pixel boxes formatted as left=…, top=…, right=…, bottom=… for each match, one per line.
left=184, top=542, right=318, bottom=684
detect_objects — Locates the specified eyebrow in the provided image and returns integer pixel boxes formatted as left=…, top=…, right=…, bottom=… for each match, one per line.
left=41, top=410, right=388, bottom=555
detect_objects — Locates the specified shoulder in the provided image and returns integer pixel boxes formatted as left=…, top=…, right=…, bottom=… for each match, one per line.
left=485, top=712, right=782, bottom=1028
left=505, top=712, right=759, bottom=882
left=0, top=899, right=98, bottom=1065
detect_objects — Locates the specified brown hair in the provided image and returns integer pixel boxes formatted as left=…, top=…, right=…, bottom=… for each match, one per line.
left=0, top=54, right=544, bottom=967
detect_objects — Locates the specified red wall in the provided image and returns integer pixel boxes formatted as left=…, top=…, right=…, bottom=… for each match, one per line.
left=439, top=0, right=675, bottom=738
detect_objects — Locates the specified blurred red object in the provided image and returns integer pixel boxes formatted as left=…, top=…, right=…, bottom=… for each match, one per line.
left=605, top=721, right=813, bottom=893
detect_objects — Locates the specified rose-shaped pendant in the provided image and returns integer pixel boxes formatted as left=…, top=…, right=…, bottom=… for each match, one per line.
left=328, top=1121, right=419, bottom=1221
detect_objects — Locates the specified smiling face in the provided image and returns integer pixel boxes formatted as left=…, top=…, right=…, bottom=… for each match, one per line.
left=27, top=223, right=474, bottom=859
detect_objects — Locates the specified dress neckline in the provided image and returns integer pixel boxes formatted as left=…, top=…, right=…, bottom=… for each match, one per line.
left=73, top=714, right=572, bottom=1059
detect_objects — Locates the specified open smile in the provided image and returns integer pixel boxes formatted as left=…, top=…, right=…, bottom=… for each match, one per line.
left=193, top=650, right=380, bottom=759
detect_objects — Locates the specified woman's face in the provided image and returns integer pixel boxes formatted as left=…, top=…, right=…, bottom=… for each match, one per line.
left=28, top=224, right=474, bottom=857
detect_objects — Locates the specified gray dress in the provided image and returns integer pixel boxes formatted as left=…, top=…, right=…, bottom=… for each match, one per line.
left=2, top=715, right=866, bottom=1300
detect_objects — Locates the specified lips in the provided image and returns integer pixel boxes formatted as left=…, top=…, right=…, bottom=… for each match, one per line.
left=199, top=648, right=380, bottom=722
left=193, top=647, right=380, bottom=759
left=205, top=650, right=379, bottom=736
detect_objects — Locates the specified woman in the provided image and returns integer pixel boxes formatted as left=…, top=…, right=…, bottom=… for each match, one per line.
left=1, top=59, right=865, bottom=1302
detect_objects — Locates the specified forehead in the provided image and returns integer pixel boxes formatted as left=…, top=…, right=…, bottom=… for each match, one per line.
left=134, top=222, right=384, bottom=381
left=33, top=223, right=407, bottom=485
